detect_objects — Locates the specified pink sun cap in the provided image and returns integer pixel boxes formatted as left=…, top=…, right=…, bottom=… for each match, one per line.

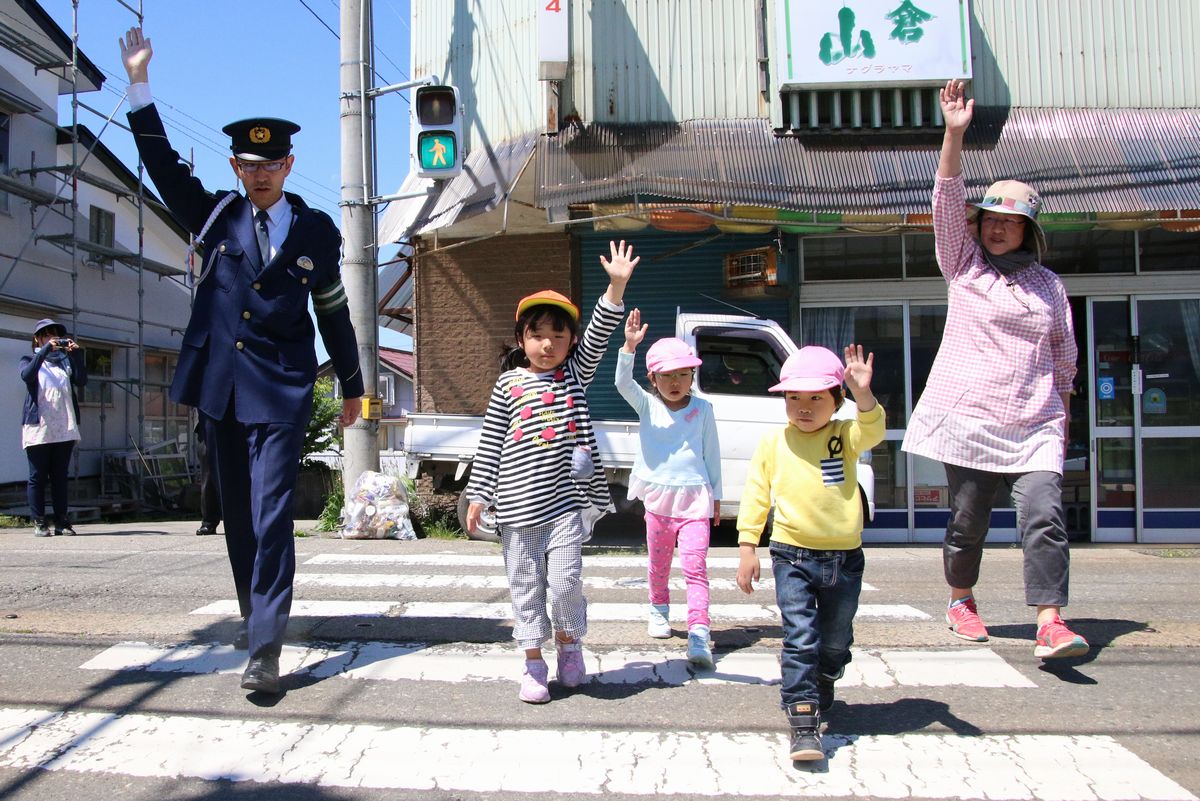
left=645, top=337, right=703, bottom=374
left=769, top=346, right=845, bottom=393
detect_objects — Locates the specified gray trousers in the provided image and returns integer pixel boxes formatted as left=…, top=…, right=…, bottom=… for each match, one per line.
left=499, top=510, right=588, bottom=650
left=943, top=463, right=1070, bottom=607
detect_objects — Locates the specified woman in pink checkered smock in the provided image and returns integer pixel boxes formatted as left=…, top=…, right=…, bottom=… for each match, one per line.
left=901, top=80, right=1089, bottom=662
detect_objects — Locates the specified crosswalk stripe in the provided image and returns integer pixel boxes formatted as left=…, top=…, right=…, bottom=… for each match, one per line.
left=0, top=707, right=1191, bottom=799
left=295, top=572, right=795, bottom=592
left=81, top=642, right=1037, bottom=689
left=189, top=600, right=929, bottom=622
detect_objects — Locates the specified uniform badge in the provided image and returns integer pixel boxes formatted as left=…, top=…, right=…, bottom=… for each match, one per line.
left=250, top=126, right=271, bottom=144
left=297, top=256, right=315, bottom=271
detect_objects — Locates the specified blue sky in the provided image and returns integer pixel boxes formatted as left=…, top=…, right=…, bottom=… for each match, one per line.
left=46, top=0, right=415, bottom=357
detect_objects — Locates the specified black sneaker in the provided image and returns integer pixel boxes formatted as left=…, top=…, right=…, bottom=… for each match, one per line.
left=56, top=525, right=77, bottom=537
left=33, top=522, right=51, bottom=538
left=786, top=702, right=824, bottom=761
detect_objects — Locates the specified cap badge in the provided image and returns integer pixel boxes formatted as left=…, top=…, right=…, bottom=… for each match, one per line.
left=297, top=256, right=314, bottom=271
left=249, top=126, right=271, bottom=144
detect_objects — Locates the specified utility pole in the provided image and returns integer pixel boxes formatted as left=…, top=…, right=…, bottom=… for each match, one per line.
left=339, top=0, right=381, bottom=495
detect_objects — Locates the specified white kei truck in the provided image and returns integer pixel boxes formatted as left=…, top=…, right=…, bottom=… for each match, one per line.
left=404, top=313, right=875, bottom=541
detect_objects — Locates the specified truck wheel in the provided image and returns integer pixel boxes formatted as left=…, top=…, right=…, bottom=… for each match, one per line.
left=456, top=488, right=499, bottom=543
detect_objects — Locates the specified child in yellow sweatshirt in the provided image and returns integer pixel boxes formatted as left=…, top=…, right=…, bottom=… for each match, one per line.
left=736, top=344, right=884, bottom=762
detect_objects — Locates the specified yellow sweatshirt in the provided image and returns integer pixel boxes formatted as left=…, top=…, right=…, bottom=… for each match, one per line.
left=737, top=404, right=886, bottom=551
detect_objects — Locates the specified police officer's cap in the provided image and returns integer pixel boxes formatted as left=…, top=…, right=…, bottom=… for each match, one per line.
left=221, top=118, right=301, bottom=162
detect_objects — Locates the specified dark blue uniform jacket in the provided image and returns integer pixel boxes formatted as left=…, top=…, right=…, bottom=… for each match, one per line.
left=128, top=104, right=363, bottom=425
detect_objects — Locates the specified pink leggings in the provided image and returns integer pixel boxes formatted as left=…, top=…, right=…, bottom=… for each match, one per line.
left=645, top=511, right=711, bottom=629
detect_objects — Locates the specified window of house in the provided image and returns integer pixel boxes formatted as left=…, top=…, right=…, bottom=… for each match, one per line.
left=82, top=346, right=112, bottom=405
left=88, top=206, right=116, bottom=268
left=143, top=353, right=187, bottom=445
left=0, top=113, right=10, bottom=214
left=723, top=247, right=783, bottom=297
left=378, top=373, right=395, bottom=407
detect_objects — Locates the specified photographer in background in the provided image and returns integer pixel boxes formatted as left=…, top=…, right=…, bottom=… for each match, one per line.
left=20, top=318, right=88, bottom=537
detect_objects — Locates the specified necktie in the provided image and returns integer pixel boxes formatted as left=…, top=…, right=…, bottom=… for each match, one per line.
left=254, top=209, right=271, bottom=263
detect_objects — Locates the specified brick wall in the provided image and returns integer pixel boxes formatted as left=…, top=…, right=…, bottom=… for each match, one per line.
left=413, top=233, right=575, bottom=414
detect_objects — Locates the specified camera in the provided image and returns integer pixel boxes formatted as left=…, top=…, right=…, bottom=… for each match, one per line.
left=53, top=338, right=72, bottom=348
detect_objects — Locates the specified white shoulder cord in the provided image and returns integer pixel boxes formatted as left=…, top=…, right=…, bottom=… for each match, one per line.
left=185, top=192, right=239, bottom=286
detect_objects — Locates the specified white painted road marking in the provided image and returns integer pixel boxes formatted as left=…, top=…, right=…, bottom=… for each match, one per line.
left=300, top=554, right=877, bottom=590
left=0, top=707, right=1191, bottom=799
left=81, top=642, right=1037, bottom=688
left=189, top=600, right=927, bottom=622
left=294, top=571, right=784, bottom=592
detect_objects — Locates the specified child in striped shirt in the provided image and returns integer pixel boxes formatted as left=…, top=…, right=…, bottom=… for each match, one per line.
left=465, top=240, right=639, bottom=704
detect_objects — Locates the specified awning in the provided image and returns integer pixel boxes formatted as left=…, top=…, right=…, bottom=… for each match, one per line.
left=378, top=131, right=540, bottom=243
left=536, top=108, right=1200, bottom=220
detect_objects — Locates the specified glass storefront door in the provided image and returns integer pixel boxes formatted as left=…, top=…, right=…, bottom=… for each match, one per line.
left=1089, top=296, right=1200, bottom=542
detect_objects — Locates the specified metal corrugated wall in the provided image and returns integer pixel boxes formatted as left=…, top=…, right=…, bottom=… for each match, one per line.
left=568, top=0, right=763, bottom=123
left=578, top=231, right=788, bottom=420
left=972, top=0, right=1200, bottom=108
left=411, top=1, right=541, bottom=149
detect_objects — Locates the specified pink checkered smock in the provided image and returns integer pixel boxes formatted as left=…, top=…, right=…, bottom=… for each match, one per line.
left=902, top=174, right=1077, bottom=475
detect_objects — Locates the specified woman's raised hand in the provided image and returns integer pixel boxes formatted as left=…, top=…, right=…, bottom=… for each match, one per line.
left=940, top=79, right=974, bottom=135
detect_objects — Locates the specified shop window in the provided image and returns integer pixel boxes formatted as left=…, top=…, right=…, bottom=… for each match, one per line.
left=1045, top=229, right=1134, bottom=274
left=903, top=234, right=939, bottom=278
left=800, top=304, right=905, bottom=429
left=88, top=206, right=115, bottom=269
left=909, top=304, right=948, bottom=410
left=723, top=247, right=784, bottom=298
left=802, top=236, right=902, bottom=281
left=81, top=347, right=112, bottom=405
left=1138, top=228, right=1200, bottom=272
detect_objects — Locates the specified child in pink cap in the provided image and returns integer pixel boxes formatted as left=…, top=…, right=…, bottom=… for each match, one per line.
left=616, top=309, right=721, bottom=669
left=736, top=344, right=884, bottom=762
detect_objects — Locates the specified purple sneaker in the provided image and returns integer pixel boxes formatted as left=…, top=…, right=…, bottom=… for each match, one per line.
left=519, top=659, right=550, bottom=704
left=556, top=642, right=586, bottom=688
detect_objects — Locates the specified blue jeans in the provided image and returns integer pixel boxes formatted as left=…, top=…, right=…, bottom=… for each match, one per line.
left=771, top=543, right=864, bottom=709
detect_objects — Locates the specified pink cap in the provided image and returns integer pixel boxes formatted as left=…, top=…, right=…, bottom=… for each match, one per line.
left=645, top=337, right=702, bottom=374
left=769, top=346, right=844, bottom=393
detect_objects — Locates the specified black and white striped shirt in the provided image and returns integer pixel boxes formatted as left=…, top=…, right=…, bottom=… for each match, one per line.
left=467, top=296, right=624, bottom=529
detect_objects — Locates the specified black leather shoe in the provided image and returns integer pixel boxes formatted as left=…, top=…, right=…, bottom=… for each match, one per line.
left=240, top=655, right=281, bottom=694
left=233, top=620, right=249, bottom=650
left=196, top=523, right=218, bottom=536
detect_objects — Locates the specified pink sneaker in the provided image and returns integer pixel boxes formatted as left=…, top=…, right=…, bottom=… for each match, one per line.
left=1034, top=616, right=1090, bottom=660
left=519, top=659, right=550, bottom=703
left=556, top=642, right=586, bottom=688
left=946, top=596, right=989, bottom=642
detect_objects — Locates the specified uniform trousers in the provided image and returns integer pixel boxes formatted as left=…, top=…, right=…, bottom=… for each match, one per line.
left=204, top=404, right=305, bottom=660
left=943, top=463, right=1070, bottom=607
left=499, top=510, right=588, bottom=650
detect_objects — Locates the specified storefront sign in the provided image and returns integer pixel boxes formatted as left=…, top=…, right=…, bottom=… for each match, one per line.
left=914, top=487, right=946, bottom=506
left=775, top=0, right=972, bottom=89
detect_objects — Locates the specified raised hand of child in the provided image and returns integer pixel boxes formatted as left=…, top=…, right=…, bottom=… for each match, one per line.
left=622, top=308, right=648, bottom=353
left=599, top=239, right=640, bottom=305
left=843, top=344, right=878, bottom=411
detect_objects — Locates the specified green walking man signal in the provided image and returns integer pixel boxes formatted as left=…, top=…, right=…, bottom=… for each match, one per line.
left=413, top=84, right=463, bottom=179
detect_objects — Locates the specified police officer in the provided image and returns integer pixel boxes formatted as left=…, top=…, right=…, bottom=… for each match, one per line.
left=120, top=27, right=363, bottom=695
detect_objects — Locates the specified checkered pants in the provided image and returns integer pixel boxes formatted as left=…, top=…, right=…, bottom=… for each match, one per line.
left=500, top=510, right=588, bottom=649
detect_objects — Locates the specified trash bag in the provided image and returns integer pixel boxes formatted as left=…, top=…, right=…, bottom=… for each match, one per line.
left=339, top=470, right=417, bottom=540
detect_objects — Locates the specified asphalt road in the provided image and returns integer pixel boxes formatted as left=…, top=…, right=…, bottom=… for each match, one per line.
left=0, top=520, right=1197, bottom=801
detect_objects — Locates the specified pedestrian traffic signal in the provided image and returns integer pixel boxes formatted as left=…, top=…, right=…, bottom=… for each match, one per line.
left=413, top=84, right=462, bottom=180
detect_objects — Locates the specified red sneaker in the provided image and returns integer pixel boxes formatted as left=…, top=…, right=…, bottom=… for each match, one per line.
left=1034, top=616, right=1090, bottom=659
left=946, top=596, right=989, bottom=642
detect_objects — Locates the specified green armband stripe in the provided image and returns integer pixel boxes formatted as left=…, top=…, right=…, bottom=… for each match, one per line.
left=313, top=280, right=348, bottom=315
